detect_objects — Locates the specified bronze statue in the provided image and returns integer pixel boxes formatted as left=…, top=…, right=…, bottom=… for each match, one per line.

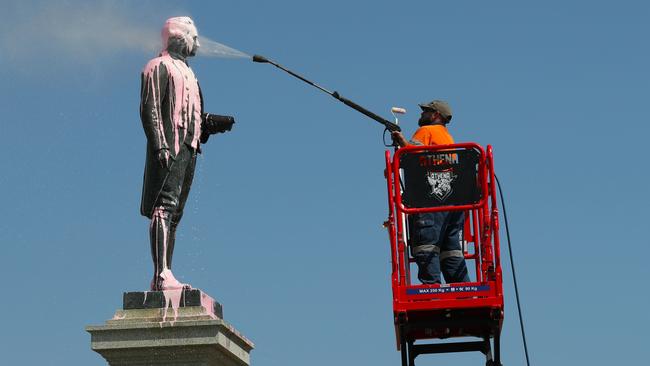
left=140, top=17, right=234, bottom=291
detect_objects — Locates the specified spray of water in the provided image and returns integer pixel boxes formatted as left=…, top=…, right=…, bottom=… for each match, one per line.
left=0, top=2, right=159, bottom=68
left=0, top=1, right=250, bottom=73
left=197, top=36, right=250, bottom=59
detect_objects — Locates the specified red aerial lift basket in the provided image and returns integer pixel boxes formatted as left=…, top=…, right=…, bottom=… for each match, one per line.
left=383, top=143, right=504, bottom=366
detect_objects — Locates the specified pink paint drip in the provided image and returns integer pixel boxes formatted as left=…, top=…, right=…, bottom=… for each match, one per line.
left=158, top=268, right=188, bottom=290
left=200, top=292, right=219, bottom=319
left=161, top=288, right=183, bottom=326
left=141, top=60, right=167, bottom=151
left=141, top=52, right=202, bottom=156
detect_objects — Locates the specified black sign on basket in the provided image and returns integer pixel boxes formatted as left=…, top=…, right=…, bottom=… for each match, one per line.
left=400, top=148, right=482, bottom=208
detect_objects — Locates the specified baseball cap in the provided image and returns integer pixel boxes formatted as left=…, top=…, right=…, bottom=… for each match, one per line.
left=418, top=100, right=452, bottom=121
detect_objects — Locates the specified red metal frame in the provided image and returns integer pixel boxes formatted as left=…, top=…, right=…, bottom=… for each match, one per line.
left=384, top=143, right=504, bottom=348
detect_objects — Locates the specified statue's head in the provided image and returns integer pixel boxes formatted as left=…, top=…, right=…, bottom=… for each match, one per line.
left=162, top=16, right=200, bottom=59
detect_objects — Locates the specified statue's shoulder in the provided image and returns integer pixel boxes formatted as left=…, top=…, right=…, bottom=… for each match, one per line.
left=142, top=54, right=173, bottom=75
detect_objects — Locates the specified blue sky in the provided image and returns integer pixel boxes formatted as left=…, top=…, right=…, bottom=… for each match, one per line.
left=1, top=1, right=648, bottom=365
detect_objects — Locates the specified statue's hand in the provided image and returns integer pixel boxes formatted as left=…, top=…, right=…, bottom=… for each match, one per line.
left=200, top=113, right=236, bottom=144
left=202, top=113, right=235, bottom=134
left=156, top=148, right=171, bottom=169
left=212, top=116, right=235, bottom=133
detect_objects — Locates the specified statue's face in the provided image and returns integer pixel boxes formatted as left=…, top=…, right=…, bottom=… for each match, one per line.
left=187, top=27, right=200, bottom=57
left=162, top=16, right=200, bottom=58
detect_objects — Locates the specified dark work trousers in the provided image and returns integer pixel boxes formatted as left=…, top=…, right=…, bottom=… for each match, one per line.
left=408, top=211, right=470, bottom=284
left=154, top=143, right=197, bottom=224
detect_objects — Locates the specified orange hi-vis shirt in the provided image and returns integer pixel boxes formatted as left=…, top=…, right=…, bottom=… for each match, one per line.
left=410, top=124, right=455, bottom=146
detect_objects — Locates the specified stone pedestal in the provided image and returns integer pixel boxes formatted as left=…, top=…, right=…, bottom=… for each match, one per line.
left=86, top=289, right=254, bottom=366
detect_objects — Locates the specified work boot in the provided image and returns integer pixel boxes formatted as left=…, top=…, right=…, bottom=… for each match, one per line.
left=149, top=209, right=190, bottom=291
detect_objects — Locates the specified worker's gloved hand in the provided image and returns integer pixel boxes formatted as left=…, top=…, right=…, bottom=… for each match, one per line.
left=156, top=148, right=172, bottom=169
left=200, top=113, right=236, bottom=143
left=391, top=131, right=408, bottom=147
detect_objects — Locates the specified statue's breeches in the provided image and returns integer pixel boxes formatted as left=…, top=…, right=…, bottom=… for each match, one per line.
left=141, top=144, right=197, bottom=222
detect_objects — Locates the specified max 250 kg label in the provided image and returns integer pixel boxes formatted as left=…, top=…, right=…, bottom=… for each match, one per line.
left=407, top=285, right=490, bottom=295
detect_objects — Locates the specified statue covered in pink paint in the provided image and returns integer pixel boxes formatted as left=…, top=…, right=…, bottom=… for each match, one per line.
left=140, top=17, right=235, bottom=291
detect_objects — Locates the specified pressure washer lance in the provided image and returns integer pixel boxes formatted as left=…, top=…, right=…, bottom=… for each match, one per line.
left=252, top=54, right=401, bottom=133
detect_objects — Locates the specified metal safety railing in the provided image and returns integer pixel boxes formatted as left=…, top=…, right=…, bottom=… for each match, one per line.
left=384, top=144, right=503, bottom=310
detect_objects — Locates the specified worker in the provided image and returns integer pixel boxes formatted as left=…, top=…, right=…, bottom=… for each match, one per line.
left=391, top=100, right=470, bottom=284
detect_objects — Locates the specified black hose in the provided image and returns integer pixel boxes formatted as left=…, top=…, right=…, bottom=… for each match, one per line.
left=495, top=174, right=531, bottom=366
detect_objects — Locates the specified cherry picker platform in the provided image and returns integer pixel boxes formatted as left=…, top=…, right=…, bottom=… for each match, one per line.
left=384, top=143, right=504, bottom=366
left=251, top=53, right=513, bottom=365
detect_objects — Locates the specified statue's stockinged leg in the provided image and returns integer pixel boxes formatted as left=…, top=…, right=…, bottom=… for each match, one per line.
left=166, top=220, right=178, bottom=270
left=150, top=207, right=188, bottom=290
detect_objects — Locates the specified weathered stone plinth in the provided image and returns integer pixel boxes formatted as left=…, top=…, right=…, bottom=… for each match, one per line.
left=86, top=289, right=253, bottom=366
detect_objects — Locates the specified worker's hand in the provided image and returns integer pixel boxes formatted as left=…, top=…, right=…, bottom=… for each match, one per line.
left=156, top=148, right=172, bottom=170
left=391, top=131, right=408, bottom=147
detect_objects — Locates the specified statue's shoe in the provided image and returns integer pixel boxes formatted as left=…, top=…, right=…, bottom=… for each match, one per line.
left=159, top=269, right=191, bottom=290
